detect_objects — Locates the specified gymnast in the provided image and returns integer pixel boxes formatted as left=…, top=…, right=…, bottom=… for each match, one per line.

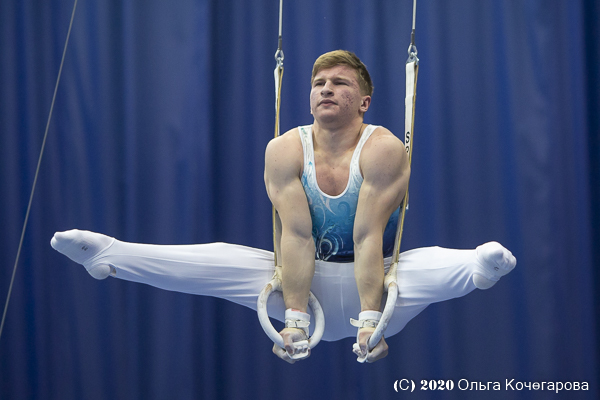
left=51, top=50, right=516, bottom=364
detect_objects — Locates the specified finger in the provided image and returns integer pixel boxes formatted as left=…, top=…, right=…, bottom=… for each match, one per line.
left=366, top=340, right=389, bottom=363
left=366, top=347, right=388, bottom=363
left=273, top=344, right=295, bottom=364
left=352, top=342, right=368, bottom=363
left=357, top=329, right=373, bottom=356
left=281, top=329, right=294, bottom=354
left=358, top=337, right=367, bottom=355
left=289, top=346, right=311, bottom=361
left=282, top=328, right=307, bottom=356
left=366, top=351, right=388, bottom=362
left=352, top=343, right=362, bottom=357
left=283, top=335, right=297, bottom=356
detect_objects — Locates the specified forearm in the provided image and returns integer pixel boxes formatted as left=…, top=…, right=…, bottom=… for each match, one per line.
left=354, top=236, right=385, bottom=311
left=280, top=233, right=315, bottom=312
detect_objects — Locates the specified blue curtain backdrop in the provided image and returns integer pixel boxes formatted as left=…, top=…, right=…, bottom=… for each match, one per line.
left=1, top=0, right=598, bottom=399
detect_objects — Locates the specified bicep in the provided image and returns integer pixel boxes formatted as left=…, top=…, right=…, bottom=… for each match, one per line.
left=354, top=141, right=409, bottom=242
left=264, top=138, right=313, bottom=239
left=269, top=178, right=313, bottom=238
left=354, top=177, right=406, bottom=243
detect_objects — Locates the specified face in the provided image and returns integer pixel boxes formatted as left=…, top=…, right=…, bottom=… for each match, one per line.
left=310, top=65, right=370, bottom=125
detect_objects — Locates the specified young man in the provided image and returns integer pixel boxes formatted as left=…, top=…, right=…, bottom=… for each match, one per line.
left=265, top=50, right=410, bottom=362
left=51, top=51, right=516, bottom=364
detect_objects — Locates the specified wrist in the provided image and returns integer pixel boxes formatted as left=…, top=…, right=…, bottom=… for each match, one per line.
left=358, top=310, right=382, bottom=321
left=285, top=308, right=310, bottom=336
left=350, top=310, right=382, bottom=329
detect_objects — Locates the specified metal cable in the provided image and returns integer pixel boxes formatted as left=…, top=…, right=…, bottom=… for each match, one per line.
left=0, top=0, right=80, bottom=341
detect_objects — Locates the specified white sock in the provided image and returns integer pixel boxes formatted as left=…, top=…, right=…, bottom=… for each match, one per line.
left=51, top=229, right=115, bottom=279
left=472, top=241, right=517, bottom=289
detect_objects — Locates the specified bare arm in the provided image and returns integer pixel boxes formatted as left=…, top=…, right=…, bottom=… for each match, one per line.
left=354, top=128, right=409, bottom=309
left=353, top=128, right=409, bottom=361
left=264, top=130, right=315, bottom=313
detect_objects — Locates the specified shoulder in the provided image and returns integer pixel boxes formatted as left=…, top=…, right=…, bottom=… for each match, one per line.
left=265, top=127, right=303, bottom=179
left=362, top=126, right=406, bottom=155
left=265, top=127, right=302, bottom=157
left=360, top=126, right=409, bottom=178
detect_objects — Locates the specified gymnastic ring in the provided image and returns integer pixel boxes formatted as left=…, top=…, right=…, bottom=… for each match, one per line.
left=257, top=275, right=325, bottom=350
left=366, top=262, right=399, bottom=350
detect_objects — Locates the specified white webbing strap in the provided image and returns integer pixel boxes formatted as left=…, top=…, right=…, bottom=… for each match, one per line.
left=404, top=61, right=417, bottom=160
left=350, top=310, right=382, bottom=328
left=274, top=64, right=283, bottom=137
left=285, top=308, right=310, bottom=336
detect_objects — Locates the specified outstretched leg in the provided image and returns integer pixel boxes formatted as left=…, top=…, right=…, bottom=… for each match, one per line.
left=395, top=242, right=516, bottom=306
left=51, top=230, right=277, bottom=311
left=378, top=242, right=516, bottom=338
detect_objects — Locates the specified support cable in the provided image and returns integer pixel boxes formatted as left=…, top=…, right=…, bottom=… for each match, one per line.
left=0, top=0, right=80, bottom=341
left=360, top=0, right=420, bottom=359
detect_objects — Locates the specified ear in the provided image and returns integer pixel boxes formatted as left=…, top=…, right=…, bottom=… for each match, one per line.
left=360, top=96, right=371, bottom=113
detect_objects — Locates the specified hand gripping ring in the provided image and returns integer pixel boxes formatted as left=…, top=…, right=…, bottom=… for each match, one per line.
left=366, top=262, right=399, bottom=351
left=257, top=267, right=325, bottom=350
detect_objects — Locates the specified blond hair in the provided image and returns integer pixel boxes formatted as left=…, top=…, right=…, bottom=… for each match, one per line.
left=311, top=50, right=374, bottom=96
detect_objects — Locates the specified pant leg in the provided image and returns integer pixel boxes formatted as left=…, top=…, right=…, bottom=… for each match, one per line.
left=86, top=240, right=282, bottom=313
left=379, top=246, right=480, bottom=338
left=395, top=246, right=478, bottom=306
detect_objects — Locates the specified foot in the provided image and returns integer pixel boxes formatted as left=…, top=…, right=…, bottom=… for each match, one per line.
left=473, top=241, right=516, bottom=289
left=51, top=229, right=115, bottom=279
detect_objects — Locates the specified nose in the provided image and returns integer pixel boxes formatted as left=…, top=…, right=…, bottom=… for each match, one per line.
left=321, top=81, right=333, bottom=95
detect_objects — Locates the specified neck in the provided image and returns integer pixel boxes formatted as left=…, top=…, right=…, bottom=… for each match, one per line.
left=312, top=118, right=365, bottom=154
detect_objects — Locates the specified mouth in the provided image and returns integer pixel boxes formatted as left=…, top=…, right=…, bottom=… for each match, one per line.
left=319, top=99, right=337, bottom=106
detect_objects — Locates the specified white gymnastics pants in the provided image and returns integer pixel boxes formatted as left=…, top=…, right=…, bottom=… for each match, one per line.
left=82, top=238, right=490, bottom=341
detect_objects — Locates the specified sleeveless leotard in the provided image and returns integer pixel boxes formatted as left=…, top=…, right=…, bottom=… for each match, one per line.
left=299, top=125, right=400, bottom=262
